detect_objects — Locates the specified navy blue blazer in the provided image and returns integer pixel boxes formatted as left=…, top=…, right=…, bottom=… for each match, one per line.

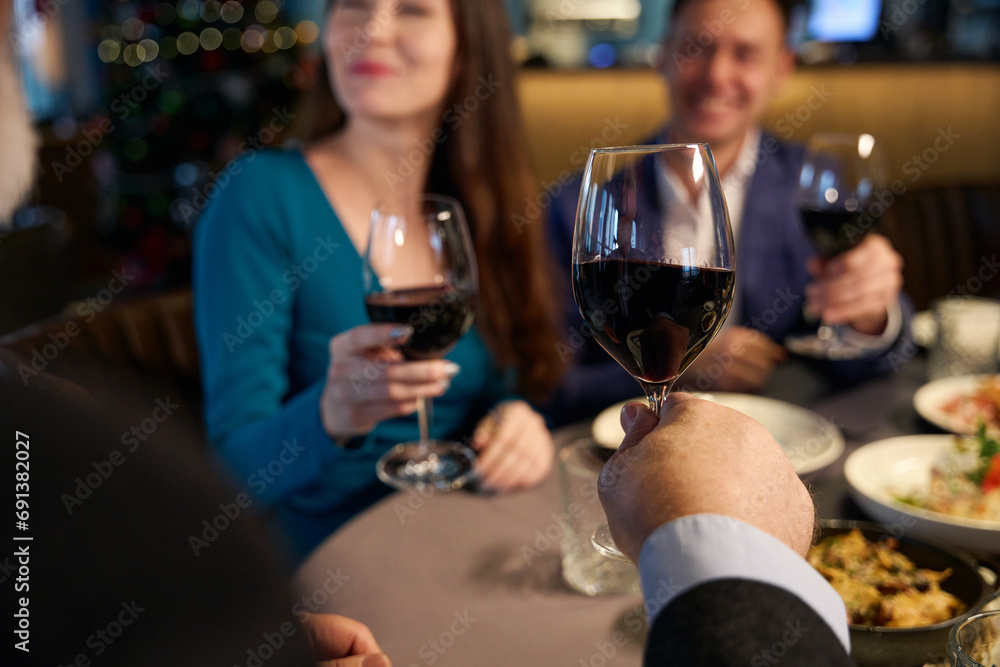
left=545, top=132, right=915, bottom=425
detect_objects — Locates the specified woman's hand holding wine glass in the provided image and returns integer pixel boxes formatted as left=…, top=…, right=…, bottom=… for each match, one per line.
left=362, top=194, right=479, bottom=491
left=319, top=323, right=461, bottom=440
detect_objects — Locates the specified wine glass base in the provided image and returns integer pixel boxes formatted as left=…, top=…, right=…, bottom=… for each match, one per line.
left=592, top=523, right=631, bottom=562
left=376, top=440, right=477, bottom=492
left=784, top=332, right=867, bottom=361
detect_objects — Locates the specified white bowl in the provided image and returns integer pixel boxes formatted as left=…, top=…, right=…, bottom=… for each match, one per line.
left=913, top=374, right=1000, bottom=436
left=844, top=435, right=1000, bottom=553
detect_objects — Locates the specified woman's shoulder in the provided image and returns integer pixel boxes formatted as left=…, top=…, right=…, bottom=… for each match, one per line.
left=218, top=147, right=309, bottom=189
left=195, top=148, right=314, bottom=245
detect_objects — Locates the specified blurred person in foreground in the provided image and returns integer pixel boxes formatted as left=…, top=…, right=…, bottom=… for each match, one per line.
left=601, top=394, right=852, bottom=665
left=0, top=4, right=387, bottom=665
left=194, top=0, right=562, bottom=561
left=545, top=0, right=913, bottom=424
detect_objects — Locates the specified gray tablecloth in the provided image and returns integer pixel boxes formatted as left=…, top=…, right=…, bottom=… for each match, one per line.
left=293, top=356, right=933, bottom=667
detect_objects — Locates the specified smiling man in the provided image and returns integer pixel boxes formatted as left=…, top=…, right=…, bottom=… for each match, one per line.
left=546, top=0, right=913, bottom=424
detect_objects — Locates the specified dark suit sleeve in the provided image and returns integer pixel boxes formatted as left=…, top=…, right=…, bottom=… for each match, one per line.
left=644, top=579, right=853, bottom=667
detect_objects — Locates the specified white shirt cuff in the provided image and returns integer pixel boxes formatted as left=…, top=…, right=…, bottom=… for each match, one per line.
left=839, top=300, right=903, bottom=352
left=637, top=513, right=850, bottom=653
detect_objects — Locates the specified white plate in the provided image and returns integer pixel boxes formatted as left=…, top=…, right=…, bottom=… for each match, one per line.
left=913, top=374, right=1000, bottom=435
left=844, top=435, right=1000, bottom=553
left=591, top=393, right=844, bottom=475
left=912, top=310, right=936, bottom=348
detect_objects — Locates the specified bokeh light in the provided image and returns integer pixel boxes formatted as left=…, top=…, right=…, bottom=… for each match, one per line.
left=222, top=27, right=242, bottom=50
left=122, top=18, right=145, bottom=41
left=97, top=39, right=121, bottom=64
left=241, top=27, right=264, bottom=53
left=200, top=27, right=223, bottom=51
left=139, top=38, right=159, bottom=61
left=274, top=26, right=296, bottom=50
left=200, top=0, right=221, bottom=22
left=177, top=0, right=199, bottom=22
left=220, top=1, right=244, bottom=23
left=123, top=43, right=145, bottom=67
left=177, top=31, right=199, bottom=55
left=295, top=20, right=319, bottom=45
left=255, top=1, right=278, bottom=23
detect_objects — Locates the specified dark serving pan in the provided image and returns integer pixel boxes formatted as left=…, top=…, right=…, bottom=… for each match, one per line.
left=818, top=520, right=1000, bottom=667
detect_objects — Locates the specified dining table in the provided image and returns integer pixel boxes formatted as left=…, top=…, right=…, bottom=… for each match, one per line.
left=294, top=353, right=939, bottom=667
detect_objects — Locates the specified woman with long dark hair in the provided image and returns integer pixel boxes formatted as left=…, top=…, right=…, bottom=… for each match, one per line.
left=193, top=0, right=563, bottom=560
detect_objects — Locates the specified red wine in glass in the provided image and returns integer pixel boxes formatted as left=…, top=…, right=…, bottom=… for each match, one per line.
left=365, top=285, right=475, bottom=361
left=572, top=258, right=734, bottom=387
left=362, top=194, right=479, bottom=491
left=787, top=133, right=884, bottom=360
left=800, top=208, right=879, bottom=259
left=570, top=144, right=735, bottom=560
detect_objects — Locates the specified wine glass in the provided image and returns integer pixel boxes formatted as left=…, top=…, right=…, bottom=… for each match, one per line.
left=785, top=133, right=885, bottom=360
left=363, top=193, right=478, bottom=491
left=572, top=144, right=736, bottom=559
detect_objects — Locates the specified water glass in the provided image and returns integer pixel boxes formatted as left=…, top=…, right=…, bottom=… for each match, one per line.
left=928, top=297, right=1000, bottom=380
left=949, top=610, right=1000, bottom=666
left=558, top=439, right=639, bottom=596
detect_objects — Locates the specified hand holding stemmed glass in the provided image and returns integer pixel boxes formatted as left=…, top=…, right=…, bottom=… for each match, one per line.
left=362, top=193, right=479, bottom=491
left=786, top=132, right=890, bottom=360
left=571, top=144, right=736, bottom=559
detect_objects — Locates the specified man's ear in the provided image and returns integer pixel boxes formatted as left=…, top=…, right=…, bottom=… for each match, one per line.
left=772, top=45, right=795, bottom=92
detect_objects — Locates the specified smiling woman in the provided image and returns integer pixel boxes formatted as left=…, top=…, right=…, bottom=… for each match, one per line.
left=193, top=0, right=564, bottom=560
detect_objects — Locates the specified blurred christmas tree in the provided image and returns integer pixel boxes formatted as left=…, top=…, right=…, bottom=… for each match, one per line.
left=90, top=0, right=321, bottom=290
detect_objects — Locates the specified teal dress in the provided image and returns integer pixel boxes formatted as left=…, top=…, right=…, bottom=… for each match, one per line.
left=193, top=150, right=507, bottom=560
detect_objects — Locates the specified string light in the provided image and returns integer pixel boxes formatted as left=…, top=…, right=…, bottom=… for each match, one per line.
left=261, top=29, right=278, bottom=53
left=255, top=1, right=278, bottom=23
left=220, top=1, right=243, bottom=23
left=241, top=26, right=264, bottom=53
left=200, top=0, right=221, bottom=22
left=200, top=27, right=223, bottom=51
left=122, top=18, right=144, bottom=41
left=222, top=27, right=242, bottom=50
left=176, top=31, right=199, bottom=55
left=295, top=20, right=319, bottom=45
left=177, top=0, right=199, bottom=22
left=139, top=38, right=159, bottom=61
left=97, top=39, right=121, bottom=63
left=123, top=43, right=144, bottom=67
left=274, top=26, right=296, bottom=50
left=100, top=3, right=308, bottom=66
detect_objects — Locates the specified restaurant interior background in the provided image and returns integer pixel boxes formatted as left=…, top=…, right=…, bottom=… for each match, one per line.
left=0, top=0, right=998, bottom=403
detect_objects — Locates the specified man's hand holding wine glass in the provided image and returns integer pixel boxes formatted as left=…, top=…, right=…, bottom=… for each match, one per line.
left=805, top=233, right=904, bottom=336
left=598, top=394, right=815, bottom=563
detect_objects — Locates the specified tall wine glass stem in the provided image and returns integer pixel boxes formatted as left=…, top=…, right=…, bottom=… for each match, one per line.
left=416, top=395, right=443, bottom=469
left=417, top=395, right=432, bottom=448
